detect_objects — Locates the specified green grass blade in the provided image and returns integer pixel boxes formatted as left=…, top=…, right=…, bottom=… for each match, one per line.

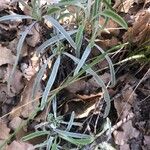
left=94, top=44, right=116, bottom=87
left=52, top=96, right=57, bottom=118
left=40, top=55, right=61, bottom=110
left=102, top=9, right=128, bottom=29
left=8, top=22, right=36, bottom=91
left=44, top=16, right=77, bottom=49
left=54, top=129, right=90, bottom=138
left=75, top=24, right=84, bottom=58
left=59, top=134, right=94, bottom=146
left=0, top=15, right=32, bottom=22
left=74, top=44, right=91, bottom=76
left=66, top=111, right=75, bottom=131
left=46, top=137, right=54, bottom=150
left=22, top=131, right=49, bottom=141
left=36, top=30, right=77, bottom=55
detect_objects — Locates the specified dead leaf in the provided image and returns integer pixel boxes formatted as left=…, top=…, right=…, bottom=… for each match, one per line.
left=9, top=76, right=42, bottom=119
left=99, top=18, right=120, bottom=36
left=9, top=117, right=23, bottom=130
left=0, top=120, right=10, bottom=141
left=26, top=23, right=41, bottom=47
left=6, top=141, right=34, bottom=150
left=0, top=44, right=16, bottom=66
left=4, top=65, right=24, bottom=95
left=114, top=120, right=140, bottom=146
left=0, top=0, right=10, bottom=11
left=123, top=9, right=150, bottom=45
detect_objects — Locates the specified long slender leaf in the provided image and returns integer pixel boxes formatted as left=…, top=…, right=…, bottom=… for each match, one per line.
left=8, top=22, right=36, bottom=91
left=44, top=16, right=77, bottom=49
left=75, top=24, right=84, bottom=58
left=54, top=129, right=90, bottom=138
left=46, top=137, right=54, bottom=150
left=102, top=9, right=128, bottom=29
left=22, top=131, right=49, bottom=141
left=36, top=30, right=77, bottom=55
left=0, top=15, right=32, bottom=22
left=66, top=111, right=75, bottom=131
left=40, top=55, right=61, bottom=110
left=74, top=44, right=91, bottom=76
left=94, top=43, right=116, bottom=87
left=59, top=134, right=94, bottom=146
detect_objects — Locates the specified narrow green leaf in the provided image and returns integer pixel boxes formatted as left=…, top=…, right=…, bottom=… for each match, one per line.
left=52, top=96, right=57, bottom=119
left=66, top=111, right=75, bottom=131
left=51, top=138, right=57, bottom=150
left=59, top=134, right=94, bottom=146
left=44, top=16, right=77, bottom=49
left=0, top=15, right=32, bottom=22
left=47, top=6, right=61, bottom=15
left=94, top=44, right=116, bottom=87
left=55, top=129, right=90, bottom=138
left=74, top=44, right=91, bottom=76
left=36, top=30, right=77, bottom=55
left=40, top=55, right=61, bottom=110
left=75, top=24, right=84, bottom=58
left=47, top=137, right=54, bottom=150
left=102, top=9, right=128, bottom=29
left=22, top=131, right=49, bottom=141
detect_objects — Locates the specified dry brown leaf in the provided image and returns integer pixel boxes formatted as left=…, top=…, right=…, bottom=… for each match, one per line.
left=0, top=44, right=16, bottom=66
left=9, top=76, right=42, bottom=119
left=122, top=84, right=137, bottom=104
left=0, top=120, right=10, bottom=141
left=6, top=141, right=34, bottom=150
left=123, top=9, right=150, bottom=45
left=114, top=120, right=140, bottom=146
left=26, top=23, right=40, bottom=47
left=99, top=18, right=120, bottom=36
left=0, top=0, right=10, bottom=11
left=7, top=38, right=28, bottom=57
left=9, top=117, right=23, bottom=130
left=4, top=65, right=24, bottom=95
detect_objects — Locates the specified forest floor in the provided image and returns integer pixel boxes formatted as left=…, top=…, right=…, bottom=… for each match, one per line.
left=0, top=0, right=150, bottom=150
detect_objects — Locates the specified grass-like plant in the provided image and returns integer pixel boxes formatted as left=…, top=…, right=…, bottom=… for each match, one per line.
left=0, top=0, right=128, bottom=149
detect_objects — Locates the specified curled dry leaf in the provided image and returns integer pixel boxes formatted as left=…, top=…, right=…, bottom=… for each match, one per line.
left=6, top=141, right=34, bottom=150
left=0, top=44, right=16, bottom=66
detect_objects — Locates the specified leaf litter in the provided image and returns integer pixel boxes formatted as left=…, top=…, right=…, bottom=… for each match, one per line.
left=0, top=0, right=149, bottom=149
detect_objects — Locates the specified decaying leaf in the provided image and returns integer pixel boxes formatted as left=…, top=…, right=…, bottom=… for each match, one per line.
left=4, top=65, right=24, bottom=96
left=26, top=23, right=41, bottom=47
left=6, top=141, right=34, bottom=150
left=9, top=117, right=24, bottom=130
left=0, top=120, right=10, bottom=140
left=0, top=0, right=10, bottom=11
left=123, top=9, right=150, bottom=45
left=0, top=44, right=16, bottom=66
left=9, top=76, right=42, bottom=119
left=113, top=120, right=140, bottom=146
